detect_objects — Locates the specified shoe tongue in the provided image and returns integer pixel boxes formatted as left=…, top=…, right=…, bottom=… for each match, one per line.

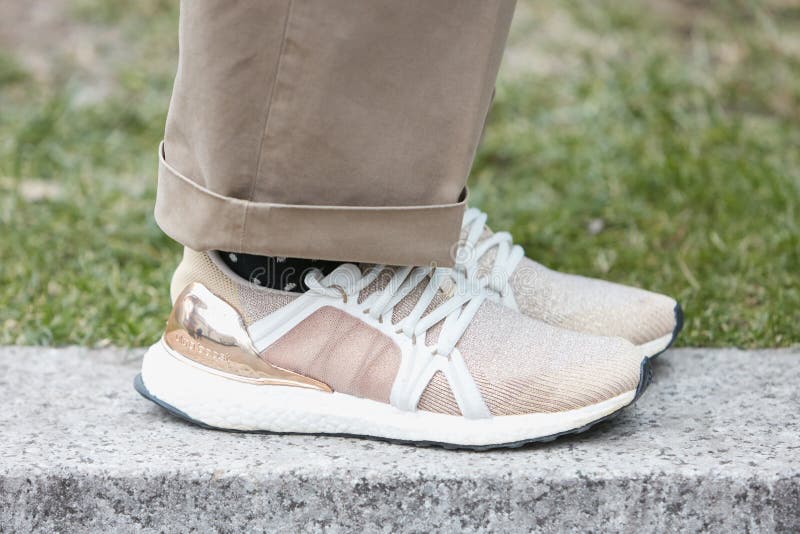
left=357, top=265, right=449, bottom=326
left=356, top=264, right=393, bottom=303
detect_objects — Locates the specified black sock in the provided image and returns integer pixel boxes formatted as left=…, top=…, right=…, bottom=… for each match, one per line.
left=219, top=252, right=340, bottom=293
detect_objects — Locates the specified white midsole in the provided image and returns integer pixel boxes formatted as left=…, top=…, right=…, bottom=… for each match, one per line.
left=140, top=340, right=637, bottom=447
left=637, top=332, right=674, bottom=358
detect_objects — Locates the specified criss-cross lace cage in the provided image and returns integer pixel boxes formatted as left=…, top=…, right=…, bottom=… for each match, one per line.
left=304, top=264, right=486, bottom=357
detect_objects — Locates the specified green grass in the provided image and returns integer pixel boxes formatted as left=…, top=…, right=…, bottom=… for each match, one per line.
left=1, top=0, right=798, bottom=347
left=0, top=1, right=180, bottom=346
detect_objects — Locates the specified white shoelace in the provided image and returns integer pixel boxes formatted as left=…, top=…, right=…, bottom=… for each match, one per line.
left=455, top=208, right=525, bottom=309
left=304, top=264, right=486, bottom=357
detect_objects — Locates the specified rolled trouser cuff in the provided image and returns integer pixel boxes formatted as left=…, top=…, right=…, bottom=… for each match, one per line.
left=154, top=143, right=466, bottom=267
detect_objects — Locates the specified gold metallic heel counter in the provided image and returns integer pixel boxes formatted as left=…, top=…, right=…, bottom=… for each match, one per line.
left=164, top=282, right=332, bottom=392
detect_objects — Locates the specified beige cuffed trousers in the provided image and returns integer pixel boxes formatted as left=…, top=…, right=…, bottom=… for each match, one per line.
left=155, top=0, right=516, bottom=266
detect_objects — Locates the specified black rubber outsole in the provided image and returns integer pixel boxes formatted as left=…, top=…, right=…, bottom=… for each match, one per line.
left=133, top=356, right=652, bottom=451
left=643, top=302, right=684, bottom=360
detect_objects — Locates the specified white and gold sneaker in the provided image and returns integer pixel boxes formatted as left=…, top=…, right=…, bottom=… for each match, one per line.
left=135, top=249, right=651, bottom=450
left=456, top=208, right=683, bottom=359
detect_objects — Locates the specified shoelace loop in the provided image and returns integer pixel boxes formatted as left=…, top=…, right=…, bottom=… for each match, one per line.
left=456, top=208, right=525, bottom=307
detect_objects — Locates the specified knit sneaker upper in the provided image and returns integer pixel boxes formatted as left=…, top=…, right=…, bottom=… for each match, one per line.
left=459, top=208, right=679, bottom=346
left=170, top=248, right=644, bottom=417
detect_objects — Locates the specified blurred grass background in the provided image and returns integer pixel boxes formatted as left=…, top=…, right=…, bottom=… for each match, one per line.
left=0, top=0, right=798, bottom=347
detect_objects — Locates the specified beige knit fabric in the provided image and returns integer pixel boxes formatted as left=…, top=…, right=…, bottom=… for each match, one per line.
left=456, top=301, right=641, bottom=415
left=468, top=227, right=677, bottom=345
left=416, top=300, right=642, bottom=416
left=417, top=371, right=462, bottom=416
left=509, top=257, right=676, bottom=345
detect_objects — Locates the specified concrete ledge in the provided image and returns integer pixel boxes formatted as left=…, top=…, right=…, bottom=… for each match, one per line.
left=1, top=346, right=798, bottom=532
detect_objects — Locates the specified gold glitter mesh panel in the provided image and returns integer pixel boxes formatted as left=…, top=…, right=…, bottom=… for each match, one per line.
left=456, top=301, right=642, bottom=415
left=261, top=306, right=402, bottom=403
left=416, top=371, right=462, bottom=416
